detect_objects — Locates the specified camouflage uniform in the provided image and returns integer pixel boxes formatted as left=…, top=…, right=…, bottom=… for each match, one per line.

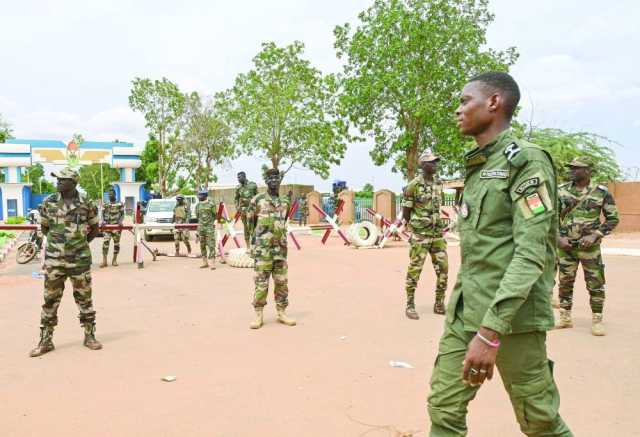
left=173, top=201, right=191, bottom=253
left=558, top=181, right=619, bottom=314
left=39, top=191, right=99, bottom=329
left=250, top=193, right=290, bottom=309
left=235, top=180, right=258, bottom=247
left=102, top=200, right=124, bottom=256
left=402, top=175, right=448, bottom=309
left=298, top=197, right=308, bottom=226
left=196, top=199, right=217, bottom=260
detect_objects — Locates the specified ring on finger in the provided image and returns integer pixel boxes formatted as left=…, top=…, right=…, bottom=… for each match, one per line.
left=470, top=368, right=479, bottom=375
left=479, top=369, right=487, bottom=374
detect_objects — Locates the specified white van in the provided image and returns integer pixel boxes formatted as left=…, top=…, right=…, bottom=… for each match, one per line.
left=143, top=198, right=176, bottom=241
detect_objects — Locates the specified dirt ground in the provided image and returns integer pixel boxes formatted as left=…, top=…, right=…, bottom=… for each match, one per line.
left=1, top=229, right=639, bottom=437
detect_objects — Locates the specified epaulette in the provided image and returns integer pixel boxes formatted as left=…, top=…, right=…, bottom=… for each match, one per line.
left=505, top=141, right=553, bottom=171
left=597, top=184, right=608, bottom=192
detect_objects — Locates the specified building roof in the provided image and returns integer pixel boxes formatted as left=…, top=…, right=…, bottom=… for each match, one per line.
left=6, top=139, right=134, bottom=149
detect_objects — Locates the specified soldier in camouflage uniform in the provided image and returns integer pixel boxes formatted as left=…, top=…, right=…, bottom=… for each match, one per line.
left=100, top=189, right=124, bottom=268
left=30, top=167, right=103, bottom=357
left=235, top=171, right=258, bottom=248
left=298, top=195, right=308, bottom=226
left=196, top=189, right=217, bottom=270
left=248, top=168, right=296, bottom=329
left=402, top=152, right=448, bottom=319
left=172, top=195, right=192, bottom=256
left=556, top=156, right=619, bottom=336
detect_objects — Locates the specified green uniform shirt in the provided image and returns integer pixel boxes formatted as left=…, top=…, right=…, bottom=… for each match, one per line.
left=249, top=193, right=290, bottom=261
left=449, top=129, right=558, bottom=335
left=402, top=175, right=445, bottom=238
left=559, top=181, right=619, bottom=240
left=235, top=181, right=258, bottom=214
left=196, top=200, right=217, bottom=234
left=173, top=202, right=190, bottom=224
left=102, top=201, right=124, bottom=224
left=40, top=191, right=98, bottom=270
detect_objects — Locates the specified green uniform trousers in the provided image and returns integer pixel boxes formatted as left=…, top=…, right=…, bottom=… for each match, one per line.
left=198, top=229, right=217, bottom=260
left=557, top=245, right=605, bottom=313
left=41, top=266, right=96, bottom=328
left=428, top=304, right=572, bottom=437
left=405, top=236, right=448, bottom=306
left=253, top=258, right=288, bottom=310
left=102, top=231, right=121, bottom=255
left=241, top=212, right=254, bottom=247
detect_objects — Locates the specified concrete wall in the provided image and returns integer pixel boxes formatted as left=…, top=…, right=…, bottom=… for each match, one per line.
left=373, top=189, right=397, bottom=222
left=608, top=182, right=640, bottom=232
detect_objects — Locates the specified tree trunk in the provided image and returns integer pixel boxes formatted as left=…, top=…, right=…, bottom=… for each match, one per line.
left=159, top=131, right=166, bottom=196
left=406, top=140, right=418, bottom=181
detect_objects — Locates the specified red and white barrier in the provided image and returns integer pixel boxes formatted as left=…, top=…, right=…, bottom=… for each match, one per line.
left=311, top=199, right=350, bottom=246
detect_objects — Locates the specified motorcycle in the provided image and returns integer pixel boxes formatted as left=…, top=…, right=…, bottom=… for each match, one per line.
left=16, top=212, right=43, bottom=264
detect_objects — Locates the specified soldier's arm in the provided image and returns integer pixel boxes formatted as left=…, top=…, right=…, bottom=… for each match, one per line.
left=118, top=204, right=124, bottom=224
left=87, top=201, right=100, bottom=242
left=401, top=184, right=415, bottom=223
left=234, top=187, right=240, bottom=208
left=481, top=153, right=557, bottom=335
left=598, top=189, right=619, bottom=237
left=40, top=202, right=50, bottom=236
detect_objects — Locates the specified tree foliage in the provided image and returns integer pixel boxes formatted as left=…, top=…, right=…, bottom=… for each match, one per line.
left=0, top=114, right=13, bottom=143
left=78, top=164, right=120, bottom=200
left=515, top=125, right=622, bottom=183
left=334, top=0, right=518, bottom=180
left=128, top=77, right=186, bottom=196
left=180, top=92, right=235, bottom=190
left=24, top=163, right=55, bottom=194
left=217, top=41, right=349, bottom=179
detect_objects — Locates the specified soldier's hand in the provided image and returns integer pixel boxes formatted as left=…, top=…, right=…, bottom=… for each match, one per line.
left=558, top=237, right=572, bottom=251
left=579, top=234, right=599, bottom=248
left=462, top=328, right=499, bottom=386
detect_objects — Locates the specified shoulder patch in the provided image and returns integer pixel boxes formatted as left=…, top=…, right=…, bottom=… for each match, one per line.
left=515, top=177, right=541, bottom=195
left=504, top=142, right=521, bottom=161
left=480, top=169, right=509, bottom=179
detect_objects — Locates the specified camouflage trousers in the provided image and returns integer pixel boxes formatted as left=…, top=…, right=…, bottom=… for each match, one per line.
left=40, top=266, right=95, bottom=328
left=241, top=213, right=254, bottom=247
left=299, top=213, right=308, bottom=226
left=253, top=257, right=288, bottom=309
left=173, top=229, right=191, bottom=251
left=558, top=244, right=605, bottom=313
left=198, top=229, right=217, bottom=260
left=405, top=236, right=448, bottom=306
left=102, top=231, right=121, bottom=255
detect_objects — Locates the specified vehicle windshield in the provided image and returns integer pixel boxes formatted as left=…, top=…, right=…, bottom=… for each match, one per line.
left=147, top=200, right=176, bottom=213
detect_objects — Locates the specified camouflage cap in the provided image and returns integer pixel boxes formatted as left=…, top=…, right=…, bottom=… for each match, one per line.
left=419, top=151, right=440, bottom=163
left=265, top=168, right=280, bottom=179
left=567, top=156, right=593, bottom=168
left=51, top=167, right=79, bottom=181
left=197, top=189, right=208, bottom=196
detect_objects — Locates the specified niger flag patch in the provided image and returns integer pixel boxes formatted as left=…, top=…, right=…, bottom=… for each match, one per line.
left=526, top=193, right=546, bottom=215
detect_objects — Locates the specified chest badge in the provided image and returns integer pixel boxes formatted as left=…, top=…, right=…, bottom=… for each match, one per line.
left=459, top=202, right=469, bottom=219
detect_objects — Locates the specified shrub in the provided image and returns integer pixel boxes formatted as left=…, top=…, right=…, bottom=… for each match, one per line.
left=5, top=216, right=26, bottom=224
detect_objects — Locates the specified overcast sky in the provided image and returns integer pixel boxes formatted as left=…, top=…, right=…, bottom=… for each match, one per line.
left=1, top=0, right=638, bottom=191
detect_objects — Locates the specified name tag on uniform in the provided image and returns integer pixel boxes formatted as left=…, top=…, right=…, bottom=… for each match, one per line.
left=480, top=169, right=509, bottom=179
left=515, top=177, right=541, bottom=194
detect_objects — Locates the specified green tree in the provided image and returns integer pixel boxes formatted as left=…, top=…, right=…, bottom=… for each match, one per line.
left=78, top=164, right=120, bottom=200
left=24, top=163, right=56, bottom=194
left=128, top=77, right=186, bottom=196
left=0, top=114, right=13, bottom=143
left=138, top=136, right=160, bottom=191
left=217, top=41, right=349, bottom=179
left=334, top=0, right=518, bottom=180
left=180, top=92, right=235, bottom=189
left=515, top=125, right=622, bottom=183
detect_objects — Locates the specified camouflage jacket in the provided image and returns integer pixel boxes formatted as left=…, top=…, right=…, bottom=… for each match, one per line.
left=559, top=181, right=619, bottom=240
left=249, top=193, right=290, bottom=260
left=40, top=191, right=98, bottom=270
left=402, top=175, right=445, bottom=238
left=173, top=203, right=190, bottom=224
left=235, top=181, right=258, bottom=214
left=102, top=201, right=124, bottom=225
left=299, top=198, right=309, bottom=214
left=196, top=200, right=217, bottom=233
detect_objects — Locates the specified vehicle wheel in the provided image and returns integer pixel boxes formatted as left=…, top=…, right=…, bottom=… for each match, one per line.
left=348, top=221, right=379, bottom=247
left=226, top=248, right=255, bottom=268
left=16, top=243, right=38, bottom=264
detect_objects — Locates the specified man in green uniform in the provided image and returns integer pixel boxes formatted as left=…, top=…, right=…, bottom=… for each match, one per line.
left=556, top=157, right=619, bottom=336
left=248, top=168, right=296, bottom=329
left=235, top=171, right=258, bottom=248
left=100, top=189, right=124, bottom=268
left=172, top=195, right=191, bottom=256
left=402, top=152, right=448, bottom=319
left=29, top=167, right=103, bottom=357
left=196, top=189, right=217, bottom=270
left=427, top=72, right=573, bottom=436
left=298, top=195, right=308, bottom=226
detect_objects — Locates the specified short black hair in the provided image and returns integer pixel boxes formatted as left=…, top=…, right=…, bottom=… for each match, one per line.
left=468, top=71, right=520, bottom=118
left=237, top=171, right=246, bottom=176
left=265, top=168, right=280, bottom=177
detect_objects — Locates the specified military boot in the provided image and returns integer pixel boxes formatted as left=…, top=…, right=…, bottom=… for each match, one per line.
left=186, top=242, right=192, bottom=256
left=591, top=313, right=606, bottom=336
left=112, top=253, right=119, bottom=266
left=29, top=327, right=55, bottom=357
left=277, top=308, right=296, bottom=326
left=83, top=324, right=103, bottom=350
left=250, top=309, right=264, bottom=329
left=433, top=296, right=446, bottom=315
left=200, top=257, right=209, bottom=268
left=210, top=259, right=216, bottom=270
left=174, top=246, right=180, bottom=257
left=405, top=296, right=419, bottom=320
left=99, top=254, right=108, bottom=268
left=555, top=309, right=573, bottom=329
